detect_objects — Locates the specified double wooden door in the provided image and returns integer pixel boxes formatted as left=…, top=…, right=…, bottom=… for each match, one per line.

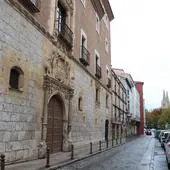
left=47, top=96, right=63, bottom=153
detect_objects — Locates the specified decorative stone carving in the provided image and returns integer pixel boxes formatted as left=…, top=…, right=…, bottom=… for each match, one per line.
left=46, top=50, right=70, bottom=85
left=38, top=141, right=47, bottom=159
left=44, top=75, right=74, bottom=100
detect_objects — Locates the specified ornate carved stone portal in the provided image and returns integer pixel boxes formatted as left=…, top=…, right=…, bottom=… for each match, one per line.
left=40, top=50, right=74, bottom=155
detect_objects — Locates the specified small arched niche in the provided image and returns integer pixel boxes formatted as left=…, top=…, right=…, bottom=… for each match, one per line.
left=9, top=66, right=24, bottom=91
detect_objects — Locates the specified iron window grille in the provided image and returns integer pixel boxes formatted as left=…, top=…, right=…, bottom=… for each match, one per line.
left=79, top=46, right=90, bottom=66
left=95, top=64, right=102, bottom=79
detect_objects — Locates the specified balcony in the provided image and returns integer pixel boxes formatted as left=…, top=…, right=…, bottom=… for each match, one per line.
left=79, top=46, right=90, bottom=66
left=95, top=64, right=102, bottom=79
left=20, top=0, right=40, bottom=12
left=55, top=21, right=73, bottom=48
left=107, top=78, right=111, bottom=88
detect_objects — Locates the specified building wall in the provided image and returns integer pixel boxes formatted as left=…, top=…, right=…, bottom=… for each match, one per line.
left=73, top=0, right=111, bottom=85
left=0, top=0, right=74, bottom=162
left=111, top=71, right=127, bottom=144
left=135, top=82, right=144, bottom=135
left=0, top=0, right=113, bottom=163
left=71, top=64, right=112, bottom=145
left=113, top=69, right=141, bottom=136
left=0, top=0, right=46, bottom=162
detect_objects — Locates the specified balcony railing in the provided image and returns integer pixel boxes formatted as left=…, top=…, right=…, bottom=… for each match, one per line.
left=55, top=20, right=73, bottom=48
left=107, top=78, right=111, bottom=88
left=20, top=0, right=40, bottom=12
left=95, top=64, right=102, bottom=79
left=79, top=46, right=90, bottom=66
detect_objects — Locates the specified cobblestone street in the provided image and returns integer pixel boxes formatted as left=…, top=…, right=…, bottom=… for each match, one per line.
left=56, top=136, right=168, bottom=170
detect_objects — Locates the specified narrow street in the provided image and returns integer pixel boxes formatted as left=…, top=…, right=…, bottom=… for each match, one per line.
left=56, top=135, right=169, bottom=170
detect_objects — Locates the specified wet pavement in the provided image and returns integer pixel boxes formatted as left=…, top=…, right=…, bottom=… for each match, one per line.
left=56, top=135, right=169, bottom=170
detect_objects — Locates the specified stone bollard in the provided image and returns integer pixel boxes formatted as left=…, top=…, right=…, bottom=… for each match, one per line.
left=99, top=141, right=101, bottom=151
left=45, top=148, right=50, bottom=168
left=90, top=142, right=92, bottom=154
left=1, top=154, right=5, bottom=170
left=71, top=144, right=74, bottom=160
left=106, top=139, right=108, bottom=148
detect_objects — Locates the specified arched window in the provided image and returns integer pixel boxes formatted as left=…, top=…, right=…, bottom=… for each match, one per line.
left=78, top=97, right=83, bottom=111
left=9, top=66, right=24, bottom=91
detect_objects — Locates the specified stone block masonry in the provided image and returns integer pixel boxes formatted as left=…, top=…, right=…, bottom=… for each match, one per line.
left=0, top=0, right=47, bottom=163
left=71, top=63, right=112, bottom=145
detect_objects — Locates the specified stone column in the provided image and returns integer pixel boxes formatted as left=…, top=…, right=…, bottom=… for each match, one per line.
left=38, top=81, right=48, bottom=159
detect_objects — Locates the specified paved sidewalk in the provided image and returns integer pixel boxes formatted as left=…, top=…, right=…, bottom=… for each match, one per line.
left=154, top=138, right=168, bottom=170
left=6, top=152, right=71, bottom=170
left=5, top=137, right=136, bottom=170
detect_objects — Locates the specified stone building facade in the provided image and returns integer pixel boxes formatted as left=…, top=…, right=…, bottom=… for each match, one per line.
left=0, top=0, right=114, bottom=163
left=111, top=70, right=127, bottom=144
left=135, top=82, right=144, bottom=135
left=113, top=69, right=141, bottom=136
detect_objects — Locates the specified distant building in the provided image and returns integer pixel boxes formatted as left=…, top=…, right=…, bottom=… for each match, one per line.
left=135, top=82, right=144, bottom=135
left=161, top=90, right=170, bottom=109
left=113, top=69, right=141, bottom=136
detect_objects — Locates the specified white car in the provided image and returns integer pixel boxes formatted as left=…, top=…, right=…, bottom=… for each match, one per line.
left=164, top=133, right=170, bottom=169
left=161, top=131, right=170, bottom=149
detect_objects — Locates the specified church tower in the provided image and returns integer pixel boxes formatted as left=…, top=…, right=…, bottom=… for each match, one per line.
left=161, top=90, right=170, bottom=108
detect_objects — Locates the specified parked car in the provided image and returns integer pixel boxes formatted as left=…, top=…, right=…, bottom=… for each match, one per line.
left=164, top=133, right=170, bottom=169
left=159, top=130, right=167, bottom=142
left=155, top=129, right=161, bottom=139
left=146, top=129, right=152, bottom=135
left=161, top=131, right=170, bottom=149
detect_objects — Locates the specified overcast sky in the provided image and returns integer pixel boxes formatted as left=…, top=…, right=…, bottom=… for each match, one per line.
left=109, top=0, right=170, bottom=110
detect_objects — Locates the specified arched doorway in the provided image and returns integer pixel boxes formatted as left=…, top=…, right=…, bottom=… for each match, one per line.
left=47, top=95, right=63, bottom=153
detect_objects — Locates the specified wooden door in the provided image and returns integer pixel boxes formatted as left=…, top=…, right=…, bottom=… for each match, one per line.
left=47, top=96, right=63, bottom=153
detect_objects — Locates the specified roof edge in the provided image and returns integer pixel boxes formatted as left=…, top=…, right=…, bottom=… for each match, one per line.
left=101, top=0, right=114, bottom=21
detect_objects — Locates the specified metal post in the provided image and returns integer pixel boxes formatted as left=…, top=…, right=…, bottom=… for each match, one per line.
left=71, top=144, right=74, bottom=160
left=112, top=138, right=114, bottom=147
left=90, top=142, right=92, bottom=154
left=106, top=139, right=108, bottom=148
left=99, top=141, right=101, bottom=151
left=1, top=154, right=5, bottom=170
left=45, top=148, right=50, bottom=168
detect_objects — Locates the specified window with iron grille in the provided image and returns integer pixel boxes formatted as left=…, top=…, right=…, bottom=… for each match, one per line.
left=95, top=51, right=101, bottom=79
left=79, top=30, right=90, bottom=66
left=54, top=2, right=73, bottom=47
